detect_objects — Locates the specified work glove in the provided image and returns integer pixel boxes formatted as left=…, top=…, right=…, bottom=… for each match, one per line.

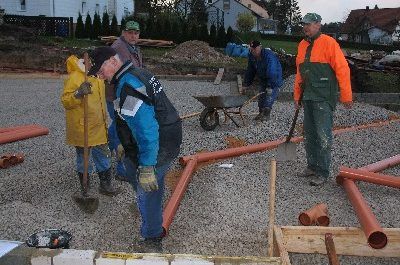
left=116, top=144, right=124, bottom=161
left=74, top=81, right=92, bottom=98
left=138, top=166, right=158, bottom=192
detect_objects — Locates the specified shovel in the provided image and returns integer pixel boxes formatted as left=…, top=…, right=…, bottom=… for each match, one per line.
left=73, top=52, right=99, bottom=213
left=276, top=88, right=304, bottom=162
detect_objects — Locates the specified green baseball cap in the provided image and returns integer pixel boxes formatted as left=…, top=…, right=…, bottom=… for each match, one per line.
left=124, top=21, right=140, bottom=31
left=301, top=13, right=322, bottom=24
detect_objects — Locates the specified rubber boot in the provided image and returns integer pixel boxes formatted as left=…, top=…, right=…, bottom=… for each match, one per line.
left=78, top=172, right=90, bottom=195
left=98, top=168, right=120, bottom=196
left=255, top=108, right=271, bottom=122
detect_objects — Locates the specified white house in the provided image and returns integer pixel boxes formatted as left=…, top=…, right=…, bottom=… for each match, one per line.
left=177, top=0, right=269, bottom=31
left=0, top=0, right=134, bottom=23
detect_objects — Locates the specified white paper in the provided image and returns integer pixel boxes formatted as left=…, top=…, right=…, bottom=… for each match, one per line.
left=218, top=163, right=233, bottom=168
left=0, top=240, right=22, bottom=258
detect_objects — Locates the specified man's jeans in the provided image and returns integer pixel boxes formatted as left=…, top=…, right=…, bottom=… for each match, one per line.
left=75, top=144, right=111, bottom=173
left=126, top=162, right=170, bottom=239
left=258, top=81, right=280, bottom=111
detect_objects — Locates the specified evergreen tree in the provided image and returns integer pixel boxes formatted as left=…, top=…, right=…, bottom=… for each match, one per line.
left=181, top=21, right=189, bottom=42
left=154, top=18, right=163, bottom=39
left=199, top=23, right=209, bottom=42
left=269, top=0, right=302, bottom=34
left=226, top=26, right=234, bottom=43
left=92, top=12, right=102, bottom=39
left=110, top=14, right=119, bottom=36
left=120, top=18, right=126, bottom=34
left=101, top=12, right=110, bottom=36
left=188, top=0, right=208, bottom=25
left=75, top=12, right=84, bottom=38
left=209, top=24, right=217, bottom=47
left=216, top=25, right=226, bottom=47
left=84, top=12, right=92, bottom=39
left=163, top=19, right=171, bottom=40
left=190, top=23, right=198, bottom=40
left=171, top=20, right=181, bottom=43
left=146, top=18, right=153, bottom=38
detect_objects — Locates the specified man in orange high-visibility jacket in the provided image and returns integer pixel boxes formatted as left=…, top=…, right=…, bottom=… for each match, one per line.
left=294, top=13, right=353, bottom=186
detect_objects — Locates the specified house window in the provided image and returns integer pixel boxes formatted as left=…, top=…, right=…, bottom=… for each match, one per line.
left=20, top=0, right=26, bottom=11
left=223, top=0, right=230, bottom=10
left=95, top=4, right=100, bottom=14
left=82, top=1, right=86, bottom=13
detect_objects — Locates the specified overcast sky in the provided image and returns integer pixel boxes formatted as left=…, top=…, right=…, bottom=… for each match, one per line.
left=297, top=0, right=400, bottom=23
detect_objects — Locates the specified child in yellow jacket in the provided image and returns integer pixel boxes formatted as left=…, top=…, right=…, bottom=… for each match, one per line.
left=61, top=55, right=119, bottom=196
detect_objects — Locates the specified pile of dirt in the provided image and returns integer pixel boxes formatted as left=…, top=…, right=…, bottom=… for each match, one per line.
left=163, top=40, right=235, bottom=64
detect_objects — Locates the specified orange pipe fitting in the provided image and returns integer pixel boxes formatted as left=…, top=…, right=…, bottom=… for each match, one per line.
left=298, top=203, right=330, bottom=226
left=163, top=157, right=198, bottom=233
left=0, top=158, right=10, bottom=169
left=342, top=179, right=387, bottom=249
left=337, top=166, right=400, bottom=188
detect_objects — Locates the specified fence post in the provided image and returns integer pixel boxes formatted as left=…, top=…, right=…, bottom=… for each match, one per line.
left=69, top=17, right=73, bottom=38
left=0, top=7, right=5, bottom=26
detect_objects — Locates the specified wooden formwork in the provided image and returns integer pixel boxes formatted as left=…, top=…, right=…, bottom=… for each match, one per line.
left=272, top=225, right=400, bottom=265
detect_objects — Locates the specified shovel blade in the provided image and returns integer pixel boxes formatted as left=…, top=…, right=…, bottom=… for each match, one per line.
left=73, top=193, right=99, bottom=214
left=276, top=142, right=297, bottom=162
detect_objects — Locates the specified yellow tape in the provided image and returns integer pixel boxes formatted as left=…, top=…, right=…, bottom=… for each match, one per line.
left=102, top=252, right=142, bottom=260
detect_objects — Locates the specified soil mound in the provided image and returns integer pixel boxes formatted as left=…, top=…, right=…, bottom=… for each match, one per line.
left=163, top=40, right=234, bottom=64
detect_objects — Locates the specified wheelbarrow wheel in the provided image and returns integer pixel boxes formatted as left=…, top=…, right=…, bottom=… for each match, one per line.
left=200, top=108, right=219, bottom=131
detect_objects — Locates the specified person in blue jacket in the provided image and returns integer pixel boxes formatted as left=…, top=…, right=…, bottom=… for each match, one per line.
left=88, top=46, right=182, bottom=252
left=243, top=40, right=283, bottom=121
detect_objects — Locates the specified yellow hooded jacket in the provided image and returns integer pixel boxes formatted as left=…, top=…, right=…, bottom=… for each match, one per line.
left=61, top=55, right=108, bottom=147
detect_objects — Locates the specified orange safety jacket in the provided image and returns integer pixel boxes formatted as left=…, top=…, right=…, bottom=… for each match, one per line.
left=294, top=33, right=352, bottom=107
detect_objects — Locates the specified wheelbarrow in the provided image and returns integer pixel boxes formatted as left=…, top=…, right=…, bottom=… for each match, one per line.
left=194, top=93, right=261, bottom=131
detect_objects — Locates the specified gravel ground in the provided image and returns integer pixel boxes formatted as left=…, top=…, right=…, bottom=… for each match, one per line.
left=0, top=76, right=399, bottom=265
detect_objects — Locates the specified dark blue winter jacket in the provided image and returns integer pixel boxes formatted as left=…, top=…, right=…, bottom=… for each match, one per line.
left=244, top=48, right=283, bottom=90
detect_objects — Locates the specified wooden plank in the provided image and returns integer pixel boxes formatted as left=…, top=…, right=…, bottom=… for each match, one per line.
left=214, top=68, right=224, bottom=85
left=267, top=159, right=277, bottom=257
left=281, top=226, right=400, bottom=257
left=237, top=75, right=243, bottom=94
left=273, top=226, right=292, bottom=265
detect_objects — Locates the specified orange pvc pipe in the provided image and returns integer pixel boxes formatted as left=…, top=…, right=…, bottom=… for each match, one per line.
left=0, top=158, right=10, bottom=169
left=338, top=166, right=400, bottom=188
left=180, top=137, right=303, bottom=165
left=162, top=157, right=198, bottom=233
left=359, top=154, right=400, bottom=172
left=0, top=126, right=49, bottom=144
left=180, top=119, right=399, bottom=166
left=338, top=155, right=400, bottom=249
left=0, top=124, right=45, bottom=133
left=342, top=179, right=387, bottom=249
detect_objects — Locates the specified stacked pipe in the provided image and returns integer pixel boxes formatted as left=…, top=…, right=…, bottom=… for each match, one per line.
left=0, top=124, right=49, bottom=144
left=336, top=154, right=400, bottom=249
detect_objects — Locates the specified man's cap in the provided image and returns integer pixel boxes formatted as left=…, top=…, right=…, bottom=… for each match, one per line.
left=249, top=40, right=261, bottom=48
left=301, top=13, right=322, bottom=24
left=88, top=46, right=116, bottom=76
left=124, top=20, right=140, bottom=31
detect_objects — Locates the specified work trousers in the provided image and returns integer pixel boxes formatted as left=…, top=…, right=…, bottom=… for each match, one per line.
left=303, top=100, right=333, bottom=178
